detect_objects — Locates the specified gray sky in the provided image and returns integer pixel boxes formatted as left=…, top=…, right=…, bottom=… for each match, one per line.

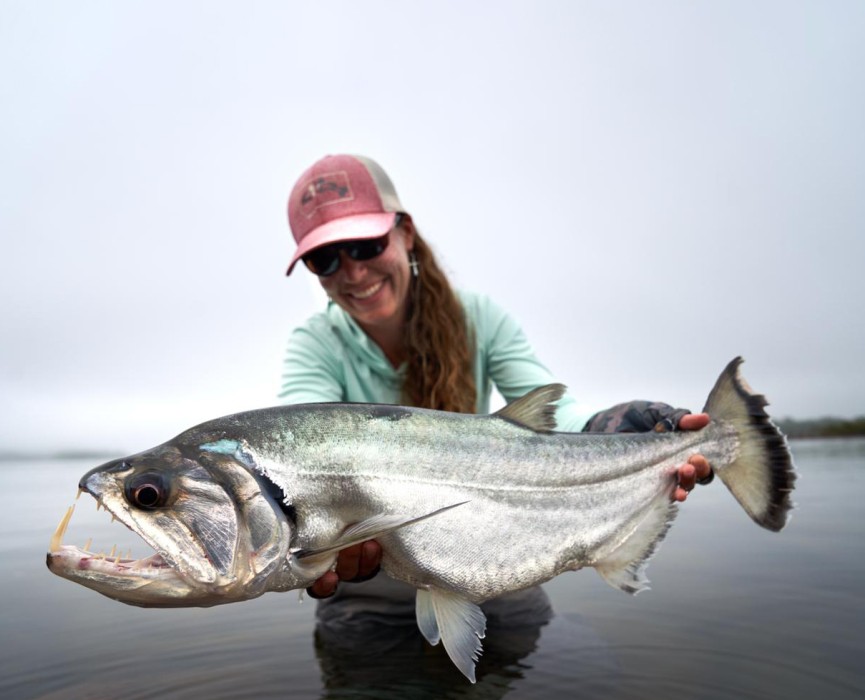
left=2, top=1, right=863, bottom=453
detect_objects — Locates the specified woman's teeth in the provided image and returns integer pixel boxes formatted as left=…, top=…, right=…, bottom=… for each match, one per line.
left=350, top=280, right=384, bottom=299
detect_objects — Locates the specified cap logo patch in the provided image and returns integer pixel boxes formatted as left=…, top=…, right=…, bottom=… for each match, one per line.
left=299, top=171, right=354, bottom=217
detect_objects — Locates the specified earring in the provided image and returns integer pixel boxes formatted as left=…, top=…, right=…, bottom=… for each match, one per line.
left=409, top=251, right=419, bottom=278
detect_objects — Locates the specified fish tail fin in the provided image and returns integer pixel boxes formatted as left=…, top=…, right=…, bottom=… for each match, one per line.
left=703, top=357, right=796, bottom=532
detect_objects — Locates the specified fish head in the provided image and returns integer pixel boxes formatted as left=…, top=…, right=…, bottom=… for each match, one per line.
left=47, top=439, right=292, bottom=607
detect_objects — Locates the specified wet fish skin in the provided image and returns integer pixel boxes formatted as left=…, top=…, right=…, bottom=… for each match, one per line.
left=47, top=357, right=795, bottom=682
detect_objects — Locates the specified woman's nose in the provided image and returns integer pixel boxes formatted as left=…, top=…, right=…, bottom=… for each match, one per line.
left=338, top=252, right=367, bottom=281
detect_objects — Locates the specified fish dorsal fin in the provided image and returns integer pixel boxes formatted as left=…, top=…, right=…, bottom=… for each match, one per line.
left=494, top=384, right=566, bottom=433
left=415, top=588, right=487, bottom=683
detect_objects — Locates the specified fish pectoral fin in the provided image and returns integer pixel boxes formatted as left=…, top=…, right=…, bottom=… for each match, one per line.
left=294, top=501, right=469, bottom=560
left=417, top=588, right=486, bottom=684
left=494, top=384, right=565, bottom=433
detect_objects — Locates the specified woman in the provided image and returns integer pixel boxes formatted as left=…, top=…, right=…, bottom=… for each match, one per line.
left=280, top=154, right=713, bottom=606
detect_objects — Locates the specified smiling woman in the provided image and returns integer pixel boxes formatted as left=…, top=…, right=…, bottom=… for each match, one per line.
left=277, top=154, right=715, bottom=640
left=284, top=154, right=480, bottom=410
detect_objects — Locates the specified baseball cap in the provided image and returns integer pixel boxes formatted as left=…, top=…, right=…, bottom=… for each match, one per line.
left=286, top=154, right=405, bottom=275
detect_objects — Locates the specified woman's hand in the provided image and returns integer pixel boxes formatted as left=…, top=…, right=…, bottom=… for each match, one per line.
left=306, top=540, right=383, bottom=599
left=673, top=413, right=714, bottom=502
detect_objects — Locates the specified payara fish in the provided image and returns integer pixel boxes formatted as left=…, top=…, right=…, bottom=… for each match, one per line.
left=48, top=357, right=795, bottom=682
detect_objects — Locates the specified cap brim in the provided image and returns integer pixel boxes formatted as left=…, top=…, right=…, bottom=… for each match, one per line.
left=286, top=212, right=397, bottom=275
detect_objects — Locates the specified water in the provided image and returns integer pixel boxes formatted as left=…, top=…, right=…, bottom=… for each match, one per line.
left=2, top=438, right=863, bottom=699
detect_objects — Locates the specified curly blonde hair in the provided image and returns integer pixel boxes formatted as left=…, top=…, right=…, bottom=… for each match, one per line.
left=401, top=225, right=476, bottom=414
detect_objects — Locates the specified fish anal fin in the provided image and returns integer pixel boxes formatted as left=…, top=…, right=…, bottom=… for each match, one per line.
left=595, top=497, right=677, bottom=595
left=419, top=588, right=486, bottom=683
left=495, top=384, right=566, bottom=433
left=415, top=589, right=440, bottom=645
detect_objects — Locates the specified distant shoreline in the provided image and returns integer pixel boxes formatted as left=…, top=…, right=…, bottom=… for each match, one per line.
left=0, top=450, right=122, bottom=462
left=2, top=418, right=865, bottom=460
left=776, top=417, right=865, bottom=439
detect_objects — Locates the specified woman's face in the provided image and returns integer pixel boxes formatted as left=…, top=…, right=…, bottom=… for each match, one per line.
left=318, top=220, right=415, bottom=334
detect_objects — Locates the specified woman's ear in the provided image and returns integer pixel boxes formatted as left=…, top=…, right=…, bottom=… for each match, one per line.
left=397, top=213, right=416, bottom=251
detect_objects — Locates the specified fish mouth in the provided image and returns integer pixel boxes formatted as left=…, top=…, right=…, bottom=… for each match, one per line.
left=48, top=500, right=174, bottom=575
left=46, top=494, right=195, bottom=605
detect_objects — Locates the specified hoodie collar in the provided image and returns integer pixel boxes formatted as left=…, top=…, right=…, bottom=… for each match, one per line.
left=326, top=301, right=406, bottom=380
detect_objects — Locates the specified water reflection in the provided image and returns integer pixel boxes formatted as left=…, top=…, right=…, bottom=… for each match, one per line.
left=314, top=609, right=619, bottom=699
left=312, top=576, right=619, bottom=698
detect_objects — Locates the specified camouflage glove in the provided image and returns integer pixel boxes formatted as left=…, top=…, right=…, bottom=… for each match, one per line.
left=582, top=401, right=691, bottom=434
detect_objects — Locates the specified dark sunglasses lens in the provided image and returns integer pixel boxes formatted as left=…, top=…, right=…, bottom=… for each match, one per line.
left=349, top=235, right=389, bottom=261
left=303, top=248, right=340, bottom=277
left=303, top=234, right=390, bottom=277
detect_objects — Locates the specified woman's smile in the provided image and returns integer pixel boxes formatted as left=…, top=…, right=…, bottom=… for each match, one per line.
left=336, top=274, right=397, bottom=322
left=346, top=279, right=385, bottom=301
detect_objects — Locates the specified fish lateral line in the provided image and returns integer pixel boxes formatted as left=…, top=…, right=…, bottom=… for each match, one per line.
left=293, top=501, right=470, bottom=560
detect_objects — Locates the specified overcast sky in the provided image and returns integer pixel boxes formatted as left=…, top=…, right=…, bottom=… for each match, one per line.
left=2, top=1, right=863, bottom=453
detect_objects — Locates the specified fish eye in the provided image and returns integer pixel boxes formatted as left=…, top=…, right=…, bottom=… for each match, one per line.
left=125, top=473, right=169, bottom=510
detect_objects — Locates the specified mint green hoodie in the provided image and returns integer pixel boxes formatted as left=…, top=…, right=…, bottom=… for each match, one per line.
left=279, top=290, right=589, bottom=431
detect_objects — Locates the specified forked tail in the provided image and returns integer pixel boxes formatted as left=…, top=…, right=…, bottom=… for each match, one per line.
left=704, top=357, right=796, bottom=531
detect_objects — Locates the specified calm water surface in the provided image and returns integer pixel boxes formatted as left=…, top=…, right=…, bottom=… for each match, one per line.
left=1, top=438, right=863, bottom=699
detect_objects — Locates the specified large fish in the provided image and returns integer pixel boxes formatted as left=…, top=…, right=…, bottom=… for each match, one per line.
left=47, top=357, right=795, bottom=682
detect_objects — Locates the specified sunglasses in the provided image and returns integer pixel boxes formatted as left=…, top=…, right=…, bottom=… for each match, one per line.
left=302, top=214, right=404, bottom=277
left=302, top=234, right=390, bottom=277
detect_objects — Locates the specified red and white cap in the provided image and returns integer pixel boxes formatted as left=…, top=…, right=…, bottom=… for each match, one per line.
left=286, top=154, right=405, bottom=275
